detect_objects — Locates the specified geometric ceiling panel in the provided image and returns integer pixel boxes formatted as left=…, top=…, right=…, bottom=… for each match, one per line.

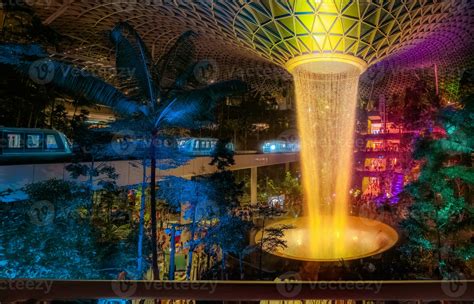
left=233, top=0, right=468, bottom=66
left=18, top=0, right=474, bottom=94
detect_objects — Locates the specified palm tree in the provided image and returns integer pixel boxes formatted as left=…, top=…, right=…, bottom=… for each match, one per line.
left=0, top=23, right=246, bottom=279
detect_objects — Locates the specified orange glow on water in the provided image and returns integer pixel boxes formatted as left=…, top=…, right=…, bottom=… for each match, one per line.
left=292, top=60, right=362, bottom=259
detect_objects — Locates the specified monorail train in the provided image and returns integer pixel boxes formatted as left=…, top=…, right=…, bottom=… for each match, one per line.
left=261, top=140, right=299, bottom=154
left=0, top=127, right=296, bottom=164
left=0, top=127, right=73, bottom=163
left=177, top=138, right=235, bottom=156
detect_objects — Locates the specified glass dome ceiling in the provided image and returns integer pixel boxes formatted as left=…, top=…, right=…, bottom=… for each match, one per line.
left=24, top=0, right=474, bottom=94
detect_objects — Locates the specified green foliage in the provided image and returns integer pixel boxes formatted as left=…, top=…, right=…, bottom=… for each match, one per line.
left=258, top=224, right=292, bottom=253
left=210, top=138, right=236, bottom=170
left=204, top=214, right=253, bottom=256
left=255, top=171, right=302, bottom=206
left=399, top=96, right=474, bottom=278
left=281, top=171, right=303, bottom=205
left=0, top=179, right=98, bottom=279
left=0, top=179, right=144, bottom=279
left=388, top=80, right=440, bottom=131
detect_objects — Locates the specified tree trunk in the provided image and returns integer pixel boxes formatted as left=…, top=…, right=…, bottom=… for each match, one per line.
left=89, top=157, right=95, bottom=210
left=169, top=225, right=176, bottom=280
left=206, top=249, right=211, bottom=273
left=221, top=252, right=226, bottom=280
left=186, top=206, right=197, bottom=280
left=435, top=208, right=443, bottom=278
left=150, top=131, right=159, bottom=280
left=137, top=158, right=147, bottom=276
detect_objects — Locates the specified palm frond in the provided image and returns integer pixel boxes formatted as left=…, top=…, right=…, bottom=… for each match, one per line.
left=155, top=31, right=196, bottom=89
left=172, top=61, right=198, bottom=90
left=25, top=61, right=142, bottom=115
left=158, top=80, right=247, bottom=129
left=0, top=44, right=143, bottom=116
left=110, top=22, right=159, bottom=106
left=433, top=139, right=472, bottom=154
left=441, top=166, right=474, bottom=184
left=0, top=43, right=47, bottom=63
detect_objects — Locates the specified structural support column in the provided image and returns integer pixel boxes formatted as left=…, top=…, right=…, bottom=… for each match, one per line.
left=285, top=162, right=290, bottom=172
left=250, top=167, right=258, bottom=205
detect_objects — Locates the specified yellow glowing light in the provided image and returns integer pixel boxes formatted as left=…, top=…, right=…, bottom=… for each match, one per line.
left=256, top=53, right=397, bottom=262
left=289, top=54, right=367, bottom=259
left=255, top=217, right=398, bottom=262
left=285, top=53, right=368, bottom=74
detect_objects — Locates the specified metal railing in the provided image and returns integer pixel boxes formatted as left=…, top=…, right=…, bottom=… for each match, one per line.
left=0, top=280, right=473, bottom=302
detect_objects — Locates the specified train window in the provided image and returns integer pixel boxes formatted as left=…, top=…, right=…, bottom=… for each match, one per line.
left=194, top=140, right=199, bottom=149
left=206, top=141, right=210, bottom=149
left=26, top=134, right=42, bottom=149
left=200, top=141, right=206, bottom=149
left=46, top=134, right=58, bottom=149
left=7, top=133, right=22, bottom=149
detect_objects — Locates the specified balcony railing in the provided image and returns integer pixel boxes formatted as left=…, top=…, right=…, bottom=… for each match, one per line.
left=0, top=280, right=473, bottom=302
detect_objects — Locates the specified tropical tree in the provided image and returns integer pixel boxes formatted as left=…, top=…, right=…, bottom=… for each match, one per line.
left=158, top=175, right=211, bottom=279
left=203, top=214, right=253, bottom=279
left=0, top=22, right=245, bottom=278
left=108, top=22, right=246, bottom=278
left=66, top=149, right=119, bottom=209
left=0, top=179, right=98, bottom=279
left=252, top=203, right=289, bottom=279
left=399, top=96, right=474, bottom=278
left=388, top=79, right=440, bottom=131
left=200, top=139, right=252, bottom=279
left=281, top=171, right=302, bottom=211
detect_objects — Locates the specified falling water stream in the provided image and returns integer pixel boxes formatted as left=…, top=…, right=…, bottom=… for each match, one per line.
left=256, top=58, right=398, bottom=261
left=293, top=60, right=363, bottom=259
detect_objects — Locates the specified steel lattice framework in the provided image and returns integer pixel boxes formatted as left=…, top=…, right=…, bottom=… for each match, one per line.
left=26, top=0, right=474, bottom=97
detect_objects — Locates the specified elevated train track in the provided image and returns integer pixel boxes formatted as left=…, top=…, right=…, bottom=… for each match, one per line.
left=0, top=153, right=298, bottom=200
